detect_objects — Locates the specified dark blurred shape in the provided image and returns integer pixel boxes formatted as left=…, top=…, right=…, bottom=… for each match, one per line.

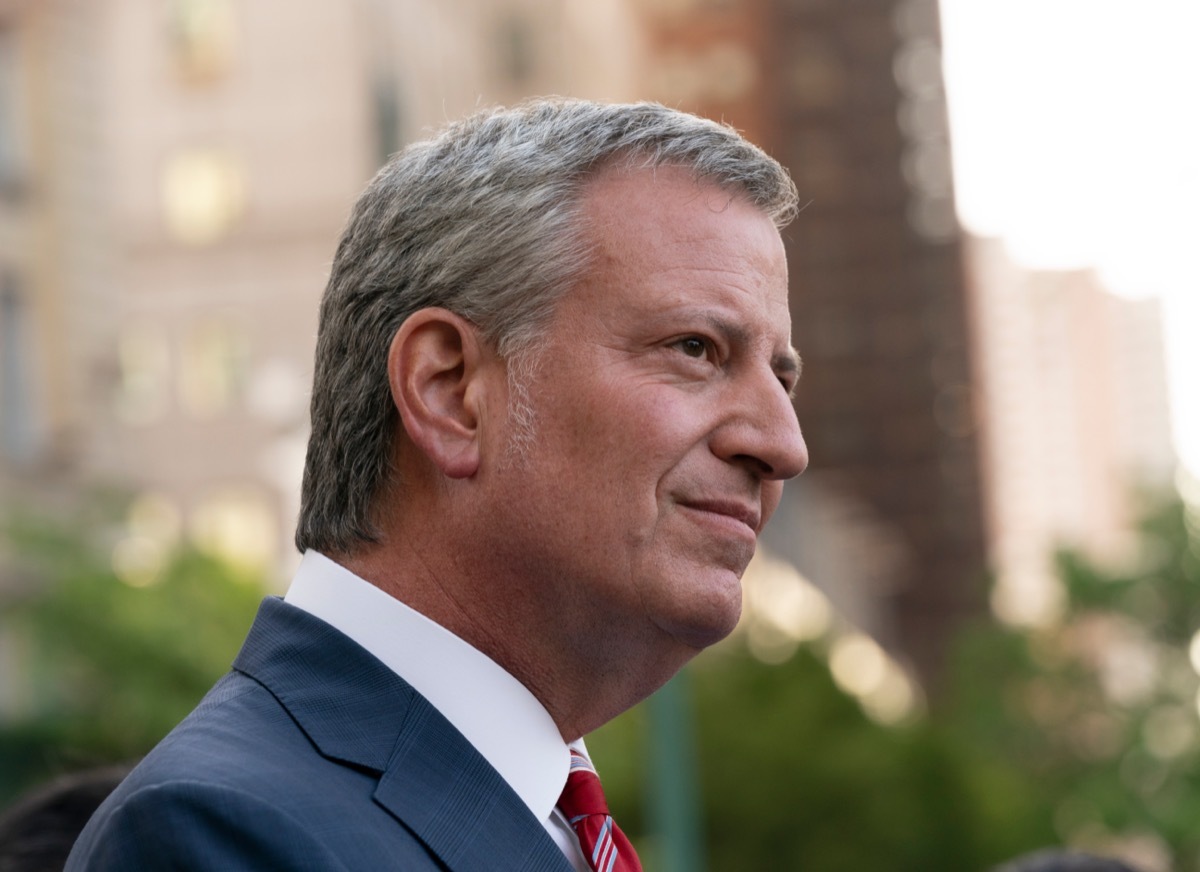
left=995, top=850, right=1144, bottom=872
left=638, top=0, right=989, bottom=691
left=0, top=764, right=131, bottom=872
left=770, top=0, right=988, bottom=693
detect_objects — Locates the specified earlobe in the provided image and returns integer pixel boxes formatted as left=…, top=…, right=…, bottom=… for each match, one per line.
left=387, top=309, right=488, bottom=479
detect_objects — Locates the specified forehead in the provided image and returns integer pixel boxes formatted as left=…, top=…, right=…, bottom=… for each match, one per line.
left=573, top=165, right=790, bottom=313
left=577, top=166, right=784, bottom=273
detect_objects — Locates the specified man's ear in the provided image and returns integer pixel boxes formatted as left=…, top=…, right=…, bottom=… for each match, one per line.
left=387, top=308, right=493, bottom=479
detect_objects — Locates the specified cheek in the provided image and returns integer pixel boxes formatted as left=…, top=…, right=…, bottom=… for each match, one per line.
left=576, top=392, right=699, bottom=473
left=533, top=379, right=714, bottom=518
left=623, top=388, right=713, bottom=448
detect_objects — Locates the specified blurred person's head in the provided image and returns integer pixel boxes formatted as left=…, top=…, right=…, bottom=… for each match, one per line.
left=994, top=849, right=1145, bottom=872
left=0, top=764, right=131, bottom=872
left=295, top=97, right=799, bottom=558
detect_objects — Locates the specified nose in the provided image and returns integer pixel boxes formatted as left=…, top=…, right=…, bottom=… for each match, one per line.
left=713, top=371, right=809, bottom=481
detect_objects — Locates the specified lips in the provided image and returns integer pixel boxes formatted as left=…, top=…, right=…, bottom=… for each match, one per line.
left=679, top=499, right=761, bottom=536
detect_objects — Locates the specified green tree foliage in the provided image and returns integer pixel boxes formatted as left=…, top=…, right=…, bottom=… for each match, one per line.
left=694, top=646, right=1056, bottom=871
left=4, top=490, right=1196, bottom=869
left=943, top=494, right=1200, bottom=870
left=594, top=644, right=1054, bottom=872
left=0, top=500, right=263, bottom=803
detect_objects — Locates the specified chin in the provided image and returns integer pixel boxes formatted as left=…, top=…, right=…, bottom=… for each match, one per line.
left=657, top=586, right=743, bottom=651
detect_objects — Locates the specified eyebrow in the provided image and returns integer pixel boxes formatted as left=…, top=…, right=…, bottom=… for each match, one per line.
left=776, top=347, right=802, bottom=377
left=775, top=349, right=802, bottom=399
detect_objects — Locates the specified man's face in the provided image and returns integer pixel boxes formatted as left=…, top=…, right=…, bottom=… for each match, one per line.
left=481, top=166, right=807, bottom=663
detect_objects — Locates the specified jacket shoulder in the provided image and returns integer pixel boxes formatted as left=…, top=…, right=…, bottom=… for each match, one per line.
left=67, top=777, right=441, bottom=870
left=67, top=672, right=442, bottom=869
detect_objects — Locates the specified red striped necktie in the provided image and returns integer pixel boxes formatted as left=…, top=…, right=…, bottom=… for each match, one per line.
left=557, top=750, right=643, bottom=872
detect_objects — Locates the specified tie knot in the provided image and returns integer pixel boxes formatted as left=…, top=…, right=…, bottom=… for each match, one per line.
left=557, top=750, right=643, bottom=872
left=558, top=751, right=610, bottom=820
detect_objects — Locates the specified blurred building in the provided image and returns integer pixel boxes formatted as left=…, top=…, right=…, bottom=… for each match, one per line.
left=3, top=0, right=985, bottom=687
left=966, top=235, right=1176, bottom=625
left=1, top=0, right=642, bottom=581
left=0, top=0, right=110, bottom=502
left=1, top=0, right=1177, bottom=696
left=637, top=0, right=988, bottom=688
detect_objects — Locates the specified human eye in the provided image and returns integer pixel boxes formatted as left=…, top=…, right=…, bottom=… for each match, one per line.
left=672, top=336, right=715, bottom=360
left=776, top=359, right=802, bottom=398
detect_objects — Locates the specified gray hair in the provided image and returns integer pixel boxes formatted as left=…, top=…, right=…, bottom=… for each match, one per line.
left=295, top=97, right=799, bottom=555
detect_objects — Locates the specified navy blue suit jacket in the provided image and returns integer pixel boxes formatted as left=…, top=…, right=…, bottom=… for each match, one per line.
left=67, top=597, right=574, bottom=871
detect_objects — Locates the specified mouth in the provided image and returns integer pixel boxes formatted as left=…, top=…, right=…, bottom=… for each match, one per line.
left=678, top=499, right=761, bottom=537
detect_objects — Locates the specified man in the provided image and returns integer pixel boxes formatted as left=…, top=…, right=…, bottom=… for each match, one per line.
left=68, top=98, right=807, bottom=870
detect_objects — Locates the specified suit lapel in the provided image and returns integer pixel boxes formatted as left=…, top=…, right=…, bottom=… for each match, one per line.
left=376, top=693, right=574, bottom=872
left=233, top=598, right=572, bottom=872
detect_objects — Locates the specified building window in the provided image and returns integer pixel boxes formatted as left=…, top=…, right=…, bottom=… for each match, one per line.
left=178, top=318, right=247, bottom=419
left=190, top=485, right=277, bottom=571
left=168, top=0, right=236, bottom=85
left=160, top=148, right=245, bottom=245
left=111, top=491, right=184, bottom=588
left=372, top=75, right=403, bottom=166
left=497, top=15, right=536, bottom=86
left=114, top=323, right=171, bottom=426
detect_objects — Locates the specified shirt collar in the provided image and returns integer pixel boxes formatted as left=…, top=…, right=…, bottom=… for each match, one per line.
left=283, top=550, right=572, bottom=824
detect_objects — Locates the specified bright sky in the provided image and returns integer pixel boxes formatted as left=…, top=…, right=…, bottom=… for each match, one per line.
left=938, top=0, right=1200, bottom=479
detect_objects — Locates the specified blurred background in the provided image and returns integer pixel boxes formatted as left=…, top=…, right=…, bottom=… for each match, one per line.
left=0, top=0, right=1196, bottom=870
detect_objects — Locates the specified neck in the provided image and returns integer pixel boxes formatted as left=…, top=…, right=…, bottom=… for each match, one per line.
left=337, top=534, right=693, bottom=741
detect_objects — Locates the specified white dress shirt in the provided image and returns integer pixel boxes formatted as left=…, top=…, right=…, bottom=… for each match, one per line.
left=284, top=551, right=590, bottom=871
